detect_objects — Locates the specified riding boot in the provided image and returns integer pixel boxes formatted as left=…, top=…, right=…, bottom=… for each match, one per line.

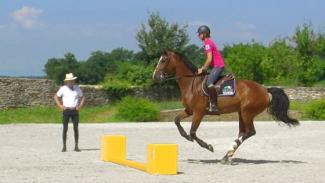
left=74, top=128, right=80, bottom=152
left=208, top=86, right=218, bottom=112
left=62, top=132, right=67, bottom=152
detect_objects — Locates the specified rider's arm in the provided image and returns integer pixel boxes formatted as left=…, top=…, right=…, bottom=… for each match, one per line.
left=198, top=52, right=212, bottom=74
left=201, top=52, right=212, bottom=70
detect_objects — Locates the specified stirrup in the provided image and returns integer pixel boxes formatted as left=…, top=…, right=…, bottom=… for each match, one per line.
left=207, top=103, right=218, bottom=112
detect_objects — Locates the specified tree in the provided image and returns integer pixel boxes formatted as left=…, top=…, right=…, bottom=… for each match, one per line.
left=44, top=53, right=78, bottom=84
left=109, top=47, right=135, bottom=62
left=136, top=12, right=189, bottom=65
left=260, top=39, right=299, bottom=85
left=292, top=24, right=325, bottom=86
left=223, top=42, right=267, bottom=83
left=183, top=44, right=204, bottom=67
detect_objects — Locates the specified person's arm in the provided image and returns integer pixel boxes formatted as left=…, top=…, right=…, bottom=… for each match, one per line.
left=54, top=95, right=64, bottom=111
left=76, top=96, right=85, bottom=111
left=198, top=52, right=212, bottom=74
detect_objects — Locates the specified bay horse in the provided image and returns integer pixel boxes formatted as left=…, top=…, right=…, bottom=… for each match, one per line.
left=152, top=50, right=299, bottom=164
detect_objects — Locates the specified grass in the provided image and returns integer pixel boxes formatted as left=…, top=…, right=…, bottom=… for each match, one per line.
left=1, top=99, right=324, bottom=124
left=0, top=106, right=60, bottom=124
left=0, top=105, right=118, bottom=124
left=0, top=100, right=182, bottom=124
left=155, top=100, right=182, bottom=110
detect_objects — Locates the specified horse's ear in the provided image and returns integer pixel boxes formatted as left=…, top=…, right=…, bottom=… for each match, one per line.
left=161, top=49, right=168, bottom=56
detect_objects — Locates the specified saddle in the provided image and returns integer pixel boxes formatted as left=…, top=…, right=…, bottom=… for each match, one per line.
left=202, top=73, right=236, bottom=96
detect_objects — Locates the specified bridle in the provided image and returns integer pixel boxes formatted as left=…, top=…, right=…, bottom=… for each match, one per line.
left=153, top=55, right=202, bottom=82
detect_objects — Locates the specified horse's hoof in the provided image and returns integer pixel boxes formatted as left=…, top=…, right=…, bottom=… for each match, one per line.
left=186, top=136, right=194, bottom=142
left=220, top=156, right=231, bottom=165
left=207, top=144, right=214, bottom=152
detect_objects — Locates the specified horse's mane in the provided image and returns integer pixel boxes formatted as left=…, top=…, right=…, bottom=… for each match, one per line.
left=174, top=52, right=198, bottom=74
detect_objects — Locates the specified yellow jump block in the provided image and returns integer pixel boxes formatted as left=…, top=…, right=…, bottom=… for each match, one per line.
left=101, top=135, right=177, bottom=175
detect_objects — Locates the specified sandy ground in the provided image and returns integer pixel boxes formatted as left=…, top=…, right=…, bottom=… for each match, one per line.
left=0, top=121, right=325, bottom=183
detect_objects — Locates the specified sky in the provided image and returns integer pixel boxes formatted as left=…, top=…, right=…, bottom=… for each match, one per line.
left=1, top=0, right=325, bottom=76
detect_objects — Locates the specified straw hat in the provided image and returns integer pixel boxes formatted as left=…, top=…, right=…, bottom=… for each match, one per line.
left=64, top=73, right=77, bottom=81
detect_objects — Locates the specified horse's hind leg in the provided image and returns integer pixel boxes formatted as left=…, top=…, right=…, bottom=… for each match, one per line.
left=174, top=109, right=193, bottom=141
left=189, top=112, right=214, bottom=152
left=221, top=112, right=256, bottom=164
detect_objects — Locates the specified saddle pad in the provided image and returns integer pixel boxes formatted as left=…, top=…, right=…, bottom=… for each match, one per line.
left=218, top=79, right=236, bottom=96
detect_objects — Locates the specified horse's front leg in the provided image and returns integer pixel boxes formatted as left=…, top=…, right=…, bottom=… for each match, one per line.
left=174, top=109, right=193, bottom=141
left=190, top=112, right=214, bottom=152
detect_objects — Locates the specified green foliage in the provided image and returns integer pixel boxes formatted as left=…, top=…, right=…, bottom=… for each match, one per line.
left=109, top=48, right=135, bottom=62
left=136, top=12, right=189, bottom=65
left=314, top=80, right=325, bottom=87
left=222, top=24, right=325, bottom=86
left=155, top=100, right=182, bottom=110
left=0, top=101, right=183, bottom=124
left=102, top=79, right=132, bottom=100
left=102, top=62, right=154, bottom=99
left=0, top=105, right=122, bottom=124
left=44, top=53, right=78, bottom=84
left=0, top=106, right=60, bottom=123
left=293, top=24, right=325, bottom=86
left=261, top=40, right=299, bottom=85
left=44, top=18, right=325, bottom=88
left=116, top=96, right=159, bottom=122
left=115, top=62, right=154, bottom=86
left=76, top=51, right=117, bottom=84
left=183, top=44, right=205, bottom=67
left=223, top=42, right=267, bottom=83
left=44, top=48, right=134, bottom=85
left=303, top=99, right=325, bottom=120
left=103, top=62, right=153, bottom=86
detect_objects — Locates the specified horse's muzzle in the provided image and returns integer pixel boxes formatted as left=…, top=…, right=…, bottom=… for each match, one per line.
left=152, top=70, right=165, bottom=83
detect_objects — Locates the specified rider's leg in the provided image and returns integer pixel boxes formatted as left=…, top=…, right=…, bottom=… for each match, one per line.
left=206, top=67, right=224, bottom=112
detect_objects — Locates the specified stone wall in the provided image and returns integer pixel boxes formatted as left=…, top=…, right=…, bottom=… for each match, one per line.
left=0, top=78, right=56, bottom=109
left=0, top=78, right=324, bottom=109
left=285, top=87, right=325, bottom=102
left=0, top=78, right=180, bottom=109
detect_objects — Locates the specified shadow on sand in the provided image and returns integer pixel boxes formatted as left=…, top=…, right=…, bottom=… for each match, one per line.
left=79, top=148, right=100, bottom=151
left=186, top=158, right=305, bottom=165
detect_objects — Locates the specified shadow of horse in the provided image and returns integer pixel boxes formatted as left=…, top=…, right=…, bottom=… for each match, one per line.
left=186, top=158, right=305, bottom=165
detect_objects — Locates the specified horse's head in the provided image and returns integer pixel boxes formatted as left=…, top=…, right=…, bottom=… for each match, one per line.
left=152, top=50, right=177, bottom=83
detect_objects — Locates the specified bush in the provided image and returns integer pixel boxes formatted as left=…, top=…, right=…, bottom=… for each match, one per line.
left=113, top=62, right=154, bottom=86
left=303, top=99, right=325, bottom=120
left=116, top=96, right=159, bottom=121
left=102, top=79, right=132, bottom=100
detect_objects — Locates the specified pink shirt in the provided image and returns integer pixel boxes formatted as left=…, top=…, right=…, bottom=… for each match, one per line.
left=204, top=38, right=225, bottom=68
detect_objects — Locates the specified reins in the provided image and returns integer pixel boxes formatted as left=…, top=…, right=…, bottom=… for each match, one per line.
left=163, top=74, right=199, bottom=81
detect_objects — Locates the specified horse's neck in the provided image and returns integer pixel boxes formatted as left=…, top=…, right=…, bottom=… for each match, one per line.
left=175, top=61, right=195, bottom=78
left=175, top=62, right=202, bottom=96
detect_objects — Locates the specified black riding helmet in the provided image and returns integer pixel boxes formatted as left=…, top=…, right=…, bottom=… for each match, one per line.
left=197, top=25, right=210, bottom=37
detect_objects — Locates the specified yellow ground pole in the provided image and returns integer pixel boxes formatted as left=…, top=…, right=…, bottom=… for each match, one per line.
left=101, top=135, right=177, bottom=175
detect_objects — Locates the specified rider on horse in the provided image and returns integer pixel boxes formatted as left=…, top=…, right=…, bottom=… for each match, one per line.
left=197, top=25, right=225, bottom=112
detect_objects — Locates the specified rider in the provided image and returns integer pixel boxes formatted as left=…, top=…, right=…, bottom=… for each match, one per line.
left=197, top=25, right=225, bottom=112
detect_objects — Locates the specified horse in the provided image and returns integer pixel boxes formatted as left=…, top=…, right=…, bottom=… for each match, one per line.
left=152, top=50, right=299, bottom=164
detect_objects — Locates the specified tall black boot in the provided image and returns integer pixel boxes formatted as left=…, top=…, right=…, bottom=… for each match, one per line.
left=208, top=86, right=218, bottom=112
left=73, top=126, right=80, bottom=152
left=62, top=131, right=67, bottom=152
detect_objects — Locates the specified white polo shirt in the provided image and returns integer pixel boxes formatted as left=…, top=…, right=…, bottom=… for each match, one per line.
left=56, top=85, right=83, bottom=108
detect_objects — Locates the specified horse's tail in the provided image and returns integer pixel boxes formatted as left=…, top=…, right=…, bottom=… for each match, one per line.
left=267, top=87, right=299, bottom=127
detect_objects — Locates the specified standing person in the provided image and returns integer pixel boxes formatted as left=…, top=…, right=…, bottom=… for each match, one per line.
left=197, top=25, right=225, bottom=112
left=54, top=73, right=85, bottom=152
